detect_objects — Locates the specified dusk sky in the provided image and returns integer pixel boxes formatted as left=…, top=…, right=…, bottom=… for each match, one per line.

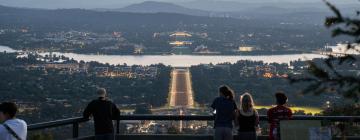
left=0, top=0, right=358, bottom=9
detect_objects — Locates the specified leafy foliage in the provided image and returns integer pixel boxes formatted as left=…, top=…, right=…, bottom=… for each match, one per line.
left=28, top=133, right=53, bottom=140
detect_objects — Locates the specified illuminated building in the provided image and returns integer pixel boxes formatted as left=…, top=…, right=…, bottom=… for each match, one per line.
left=169, top=32, right=193, bottom=48
left=169, top=31, right=193, bottom=54
left=169, top=32, right=192, bottom=37
left=238, top=46, right=254, bottom=52
left=326, top=43, right=360, bottom=55
left=263, top=72, right=274, bottom=78
left=169, top=41, right=192, bottom=46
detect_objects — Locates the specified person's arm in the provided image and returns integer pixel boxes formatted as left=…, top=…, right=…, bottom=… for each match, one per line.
left=254, top=110, right=261, bottom=134
left=232, top=101, right=239, bottom=126
left=267, top=108, right=272, bottom=123
left=234, top=109, right=239, bottom=127
left=255, top=110, right=260, bottom=127
left=232, top=101, right=238, bottom=119
left=112, top=103, right=120, bottom=119
left=287, top=108, right=293, bottom=119
left=0, top=125, right=6, bottom=140
left=83, top=102, right=93, bottom=119
left=210, top=98, right=217, bottom=110
left=210, top=98, right=218, bottom=115
left=233, top=101, right=238, bottom=110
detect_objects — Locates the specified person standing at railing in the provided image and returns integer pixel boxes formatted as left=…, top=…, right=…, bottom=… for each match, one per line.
left=211, top=85, right=238, bottom=140
left=267, top=92, right=292, bottom=140
left=0, top=102, right=27, bottom=140
left=235, top=93, right=259, bottom=140
left=83, top=88, right=120, bottom=140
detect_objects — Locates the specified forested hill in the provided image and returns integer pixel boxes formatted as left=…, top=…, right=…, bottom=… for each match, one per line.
left=0, top=5, right=246, bottom=32
left=113, top=1, right=210, bottom=17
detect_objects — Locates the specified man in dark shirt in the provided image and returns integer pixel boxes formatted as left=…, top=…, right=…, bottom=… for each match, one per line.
left=83, top=88, right=120, bottom=140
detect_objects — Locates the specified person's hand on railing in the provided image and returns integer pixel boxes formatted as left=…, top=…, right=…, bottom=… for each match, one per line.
left=256, top=126, right=262, bottom=136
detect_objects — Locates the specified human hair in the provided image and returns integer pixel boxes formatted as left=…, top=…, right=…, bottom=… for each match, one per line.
left=240, top=93, right=255, bottom=112
left=97, top=88, right=107, bottom=97
left=219, top=85, right=235, bottom=100
left=275, top=92, right=288, bottom=105
left=0, top=102, right=18, bottom=118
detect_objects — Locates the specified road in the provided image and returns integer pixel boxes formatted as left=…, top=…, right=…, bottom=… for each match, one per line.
left=169, top=68, right=194, bottom=108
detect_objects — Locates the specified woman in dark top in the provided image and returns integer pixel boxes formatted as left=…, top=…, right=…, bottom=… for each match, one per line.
left=235, top=93, right=259, bottom=140
left=211, top=85, right=238, bottom=140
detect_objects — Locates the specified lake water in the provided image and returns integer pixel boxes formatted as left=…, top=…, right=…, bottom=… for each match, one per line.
left=0, top=45, right=325, bottom=67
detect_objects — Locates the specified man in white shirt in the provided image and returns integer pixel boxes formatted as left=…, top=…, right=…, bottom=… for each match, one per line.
left=0, top=102, right=27, bottom=140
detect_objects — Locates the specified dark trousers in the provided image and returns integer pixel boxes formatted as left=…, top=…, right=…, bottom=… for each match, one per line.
left=214, top=127, right=233, bottom=140
left=95, top=133, right=114, bottom=140
left=238, top=131, right=257, bottom=140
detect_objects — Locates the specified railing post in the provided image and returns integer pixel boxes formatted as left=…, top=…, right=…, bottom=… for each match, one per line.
left=73, top=122, right=79, bottom=138
left=116, top=119, right=120, bottom=134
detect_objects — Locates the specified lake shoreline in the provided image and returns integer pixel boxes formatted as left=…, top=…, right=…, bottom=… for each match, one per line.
left=1, top=45, right=326, bottom=67
left=3, top=45, right=312, bottom=56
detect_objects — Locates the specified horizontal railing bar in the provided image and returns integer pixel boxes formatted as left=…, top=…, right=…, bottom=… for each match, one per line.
left=28, top=117, right=88, bottom=130
left=28, top=115, right=360, bottom=131
left=119, top=115, right=360, bottom=121
left=289, top=115, right=360, bottom=121
left=119, top=115, right=214, bottom=120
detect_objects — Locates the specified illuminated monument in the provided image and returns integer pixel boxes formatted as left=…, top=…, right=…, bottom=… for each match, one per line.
left=169, top=32, right=193, bottom=54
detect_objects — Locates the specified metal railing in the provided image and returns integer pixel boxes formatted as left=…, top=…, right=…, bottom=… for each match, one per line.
left=27, top=115, right=360, bottom=139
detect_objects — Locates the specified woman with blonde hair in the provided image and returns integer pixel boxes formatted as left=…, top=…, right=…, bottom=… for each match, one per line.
left=235, top=93, right=259, bottom=140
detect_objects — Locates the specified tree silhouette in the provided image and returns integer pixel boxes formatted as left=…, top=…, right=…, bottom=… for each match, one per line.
left=290, top=0, right=360, bottom=101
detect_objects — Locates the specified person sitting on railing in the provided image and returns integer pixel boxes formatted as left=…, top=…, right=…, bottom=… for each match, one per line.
left=267, top=92, right=292, bottom=140
left=0, top=102, right=27, bottom=140
left=235, top=93, right=259, bottom=140
left=83, top=88, right=120, bottom=140
left=211, top=85, right=238, bottom=140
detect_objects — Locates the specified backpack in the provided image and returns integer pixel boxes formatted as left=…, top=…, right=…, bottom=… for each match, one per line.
left=2, top=123, right=22, bottom=140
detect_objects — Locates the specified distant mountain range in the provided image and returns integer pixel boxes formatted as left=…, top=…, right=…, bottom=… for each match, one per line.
left=106, top=1, right=211, bottom=17
left=93, top=1, right=335, bottom=23
left=0, top=2, right=332, bottom=33
left=0, top=0, right=358, bottom=10
left=1, top=0, right=358, bottom=19
left=177, top=0, right=360, bottom=12
left=0, top=1, right=356, bottom=32
left=94, top=1, right=335, bottom=19
left=0, top=5, right=244, bottom=32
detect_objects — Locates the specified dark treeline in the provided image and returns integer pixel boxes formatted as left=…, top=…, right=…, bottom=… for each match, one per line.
left=0, top=53, right=171, bottom=123
left=190, top=60, right=339, bottom=107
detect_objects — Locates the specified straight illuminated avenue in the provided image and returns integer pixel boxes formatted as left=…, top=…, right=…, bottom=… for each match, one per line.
left=169, top=68, right=194, bottom=108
